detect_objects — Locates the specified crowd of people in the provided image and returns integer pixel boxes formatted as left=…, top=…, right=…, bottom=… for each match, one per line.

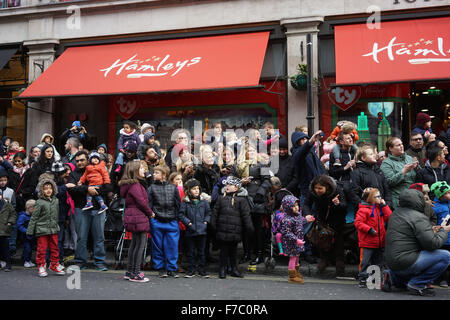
left=0, top=113, right=449, bottom=296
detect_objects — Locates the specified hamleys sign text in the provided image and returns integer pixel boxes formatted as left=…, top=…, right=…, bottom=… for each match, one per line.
left=100, top=54, right=202, bottom=78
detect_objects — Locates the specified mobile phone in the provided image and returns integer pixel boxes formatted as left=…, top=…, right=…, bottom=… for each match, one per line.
left=443, top=214, right=450, bottom=226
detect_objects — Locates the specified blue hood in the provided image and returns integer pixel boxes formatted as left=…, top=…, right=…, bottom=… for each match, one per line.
left=291, top=131, right=309, bottom=149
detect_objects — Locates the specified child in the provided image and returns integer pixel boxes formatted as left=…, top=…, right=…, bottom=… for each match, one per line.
left=37, top=133, right=61, bottom=161
left=139, top=123, right=155, bottom=142
left=412, top=112, right=435, bottom=144
left=17, top=199, right=36, bottom=268
left=115, top=120, right=141, bottom=172
left=26, top=178, right=65, bottom=277
left=138, top=132, right=161, bottom=160
left=119, top=160, right=154, bottom=283
left=329, top=120, right=359, bottom=166
left=279, top=195, right=314, bottom=284
left=211, top=176, right=254, bottom=279
left=179, top=178, right=212, bottom=278
left=148, top=165, right=181, bottom=278
left=97, top=143, right=108, bottom=163
left=77, top=152, right=110, bottom=214
left=430, top=181, right=450, bottom=287
left=170, top=171, right=186, bottom=273
left=4, top=141, right=26, bottom=164
left=0, top=190, right=16, bottom=272
left=354, top=187, right=392, bottom=288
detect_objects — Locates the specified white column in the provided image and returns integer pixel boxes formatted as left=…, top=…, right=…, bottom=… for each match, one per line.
left=23, top=39, right=59, bottom=151
left=281, top=16, right=323, bottom=148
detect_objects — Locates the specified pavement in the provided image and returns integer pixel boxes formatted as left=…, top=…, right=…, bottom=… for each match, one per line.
left=9, top=241, right=361, bottom=281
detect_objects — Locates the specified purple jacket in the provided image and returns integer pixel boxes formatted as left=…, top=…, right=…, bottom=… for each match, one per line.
left=120, top=182, right=153, bottom=233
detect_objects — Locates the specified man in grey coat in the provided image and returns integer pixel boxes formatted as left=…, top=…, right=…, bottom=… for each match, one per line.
left=382, top=189, right=450, bottom=296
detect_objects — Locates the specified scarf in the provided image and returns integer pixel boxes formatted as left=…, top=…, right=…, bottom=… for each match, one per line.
left=13, top=164, right=29, bottom=177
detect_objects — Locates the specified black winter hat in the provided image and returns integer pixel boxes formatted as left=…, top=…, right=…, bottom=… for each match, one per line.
left=279, top=136, right=288, bottom=149
left=184, top=178, right=201, bottom=193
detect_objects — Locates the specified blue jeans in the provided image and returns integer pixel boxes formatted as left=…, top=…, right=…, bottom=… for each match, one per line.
left=115, top=152, right=124, bottom=166
left=390, top=249, right=450, bottom=288
left=73, top=208, right=106, bottom=267
left=9, top=224, right=17, bottom=252
left=150, top=219, right=180, bottom=271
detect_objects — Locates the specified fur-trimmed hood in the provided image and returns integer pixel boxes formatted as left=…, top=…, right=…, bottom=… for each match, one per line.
left=183, top=192, right=211, bottom=203
left=40, top=133, right=54, bottom=145
left=37, top=178, right=58, bottom=199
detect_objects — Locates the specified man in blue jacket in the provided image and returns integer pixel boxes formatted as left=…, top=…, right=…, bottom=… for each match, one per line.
left=291, top=130, right=325, bottom=207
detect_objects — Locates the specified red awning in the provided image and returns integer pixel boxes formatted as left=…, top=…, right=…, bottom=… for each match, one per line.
left=20, top=32, right=269, bottom=98
left=335, top=17, right=450, bottom=85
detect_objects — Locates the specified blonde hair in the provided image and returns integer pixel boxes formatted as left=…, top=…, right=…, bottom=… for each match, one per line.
left=25, top=199, right=36, bottom=209
left=356, top=145, right=375, bottom=162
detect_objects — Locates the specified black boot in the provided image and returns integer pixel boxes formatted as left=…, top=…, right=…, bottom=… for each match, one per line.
left=250, top=252, right=264, bottom=265
left=219, top=267, right=226, bottom=279
left=230, top=267, right=244, bottom=278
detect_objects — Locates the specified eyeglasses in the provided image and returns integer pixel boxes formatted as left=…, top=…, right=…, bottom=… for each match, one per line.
left=75, top=159, right=86, bottom=163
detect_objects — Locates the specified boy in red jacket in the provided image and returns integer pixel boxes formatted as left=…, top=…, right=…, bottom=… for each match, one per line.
left=77, top=152, right=110, bottom=214
left=355, top=187, right=392, bottom=288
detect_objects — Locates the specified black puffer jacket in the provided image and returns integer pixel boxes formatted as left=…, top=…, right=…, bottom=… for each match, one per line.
left=349, top=160, right=393, bottom=208
left=302, top=176, right=347, bottom=231
left=194, top=164, right=220, bottom=196
left=147, top=181, right=181, bottom=222
left=415, top=161, right=450, bottom=191
left=210, top=188, right=254, bottom=242
left=244, top=163, right=272, bottom=203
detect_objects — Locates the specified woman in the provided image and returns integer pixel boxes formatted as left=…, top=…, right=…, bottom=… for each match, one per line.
left=8, top=152, right=32, bottom=212
left=303, top=175, right=347, bottom=276
left=27, top=146, right=41, bottom=168
left=237, top=143, right=271, bottom=265
left=29, top=144, right=56, bottom=197
left=119, top=160, right=154, bottom=282
left=380, top=137, right=418, bottom=209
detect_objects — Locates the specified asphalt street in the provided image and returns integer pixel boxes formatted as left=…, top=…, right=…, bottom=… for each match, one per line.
left=1, top=266, right=449, bottom=301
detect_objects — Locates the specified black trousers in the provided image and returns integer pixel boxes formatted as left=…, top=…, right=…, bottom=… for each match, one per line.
left=219, top=240, right=238, bottom=269
left=127, top=232, right=147, bottom=275
left=184, top=235, right=207, bottom=272
left=0, top=236, right=11, bottom=268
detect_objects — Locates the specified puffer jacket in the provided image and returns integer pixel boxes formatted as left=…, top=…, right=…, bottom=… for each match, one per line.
left=380, top=153, right=417, bottom=209
left=0, top=199, right=16, bottom=237
left=385, top=189, right=448, bottom=271
left=415, top=161, right=450, bottom=196
left=178, top=194, right=211, bottom=237
left=26, top=179, right=60, bottom=237
left=147, top=180, right=181, bottom=222
left=79, top=161, right=111, bottom=186
left=210, top=188, right=254, bottom=242
left=355, top=201, right=392, bottom=248
left=350, top=160, right=392, bottom=208
left=432, top=197, right=450, bottom=246
left=120, top=181, right=153, bottom=233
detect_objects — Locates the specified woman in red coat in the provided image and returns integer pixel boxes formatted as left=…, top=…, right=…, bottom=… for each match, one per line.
left=355, top=187, right=392, bottom=288
left=119, top=160, right=154, bottom=283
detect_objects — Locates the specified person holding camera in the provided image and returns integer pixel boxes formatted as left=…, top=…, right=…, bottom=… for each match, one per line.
left=60, top=121, right=89, bottom=150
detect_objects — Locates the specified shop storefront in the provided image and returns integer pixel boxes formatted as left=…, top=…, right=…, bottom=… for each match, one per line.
left=0, top=45, right=27, bottom=146
left=319, top=15, right=450, bottom=146
left=20, top=29, right=287, bottom=154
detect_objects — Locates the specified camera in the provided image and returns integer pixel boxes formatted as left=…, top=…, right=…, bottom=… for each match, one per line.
left=442, top=214, right=450, bottom=226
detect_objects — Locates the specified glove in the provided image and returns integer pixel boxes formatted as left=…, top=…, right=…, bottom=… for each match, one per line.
left=296, top=239, right=305, bottom=246
left=368, top=228, right=377, bottom=236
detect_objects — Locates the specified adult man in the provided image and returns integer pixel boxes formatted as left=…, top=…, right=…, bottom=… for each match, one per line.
left=328, top=132, right=357, bottom=182
left=415, top=146, right=450, bottom=197
left=67, top=151, right=112, bottom=270
left=382, top=189, right=450, bottom=296
left=165, top=129, right=189, bottom=169
left=406, top=132, right=426, bottom=169
left=61, top=137, right=81, bottom=165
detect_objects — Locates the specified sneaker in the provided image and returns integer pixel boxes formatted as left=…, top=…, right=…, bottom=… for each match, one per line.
left=439, top=280, right=448, bottom=288
left=129, top=273, right=149, bottom=283
left=82, top=201, right=94, bottom=211
left=407, top=283, right=436, bottom=297
left=124, top=271, right=133, bottom=280
left=38, top=264, right=48, bottom=277
left=98, top=204, right=108, bottom=214
left=4, top=265, right=11, bottom=272
left=198, top=270, right=210, bottom=278
left=184, top=270, right=195, bottom=278
left=114, top=165, right=122, bottom=173
left=381, top=270, right=393, bottom=292
left=167, top=271, right=179, bottom=278
left=333, top=159, right=342, bottom=166
left=24, top=261, right=35, bottom=268
left=0, top=260, right=5, bottom=269
left=95, top=264, right=108, bottom=271
left=358, top=279, right=367, bottom=288
left=50, top=263, right=66, bottom=275
left=159, top=270, right=168, bottom=278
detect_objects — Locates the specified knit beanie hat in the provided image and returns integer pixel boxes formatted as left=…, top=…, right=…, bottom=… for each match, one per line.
left=409, top=183, right=430, bottom=194
left=279, top=136, right=288, bottom=149
left=141, top=123, right=154, bottom=134
left=89, top=152, right=101, bottom=163
left=184, top=178, right=201, bottom=196
left=72, top=121, right=81, bottom=129
left=123, top=140, right=138, bottom=153
left=144, top=132, right=155, bottom=143
left=430, top=181, right=450, bottom=199
left=51, top=160, right=66, bottom=174
left=225, top=176, right=242, bottom=189
left=416, top=112, right=431, bottom=127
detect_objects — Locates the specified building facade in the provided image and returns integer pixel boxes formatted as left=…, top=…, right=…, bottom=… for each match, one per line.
left=0, top=0, right=449, bottom=153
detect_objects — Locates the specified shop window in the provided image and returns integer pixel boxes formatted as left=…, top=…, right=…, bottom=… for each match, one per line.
left=0, top=91, right=26, bottom=146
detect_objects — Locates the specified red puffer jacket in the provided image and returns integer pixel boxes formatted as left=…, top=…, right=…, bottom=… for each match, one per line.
left=355, top=202, right=392, bottom=248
